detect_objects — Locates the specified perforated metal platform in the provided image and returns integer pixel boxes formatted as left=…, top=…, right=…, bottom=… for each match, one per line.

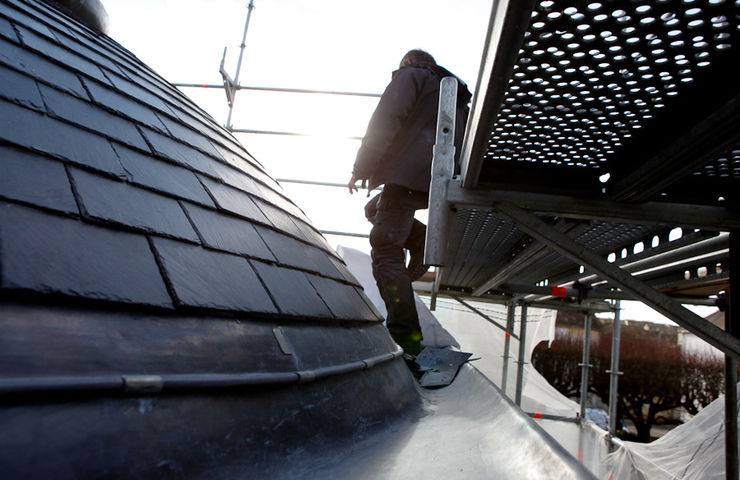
left=428, top=0, right=740, bottom=357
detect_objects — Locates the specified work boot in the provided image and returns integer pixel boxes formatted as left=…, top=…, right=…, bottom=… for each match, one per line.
left=403, top=353, right=425, bottom=379
left=407, top=248, right=430, bottom=282
left=406, top=219, right=430, bottom=282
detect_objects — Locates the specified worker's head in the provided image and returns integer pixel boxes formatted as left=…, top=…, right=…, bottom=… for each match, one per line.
left=400, top=49, right=436, bottom=68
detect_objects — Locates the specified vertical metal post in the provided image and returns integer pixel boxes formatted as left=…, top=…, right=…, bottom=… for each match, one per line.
left=579, top=312, right=593, bottom=420
left=515, top=302, right=528, bottom=406
left=727, top=231, right=739, bottom=480
left=607, top=301, right=623, bottom=445
left=501, top=301, right=515, bottom=395
left=424, top=77, right=457, bottom=267
left=225, top=0, right=256, bottom=130
left=430, top=267, right=442, bottom=311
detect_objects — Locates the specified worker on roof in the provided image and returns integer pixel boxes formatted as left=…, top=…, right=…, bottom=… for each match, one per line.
left=348, top=49, right=471, bottom=357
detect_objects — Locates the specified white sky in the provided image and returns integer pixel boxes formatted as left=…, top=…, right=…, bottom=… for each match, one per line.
left=101, top=0, right=717, bottom=325
left=104, top=0, right=491, bottom=252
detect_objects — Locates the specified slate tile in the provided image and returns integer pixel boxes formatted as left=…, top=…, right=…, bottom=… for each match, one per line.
left=281, top=199, right=311, bottom=223
left=249, top=180, right=293, bottom=210
left=307, top=275, right=381, bottom=321
left=39, top=84, right=149, bottom=151
left=0, top=201, right=173, bottom=307
left=251, top=262, right=332, bottom=317
left=0, top=37, right=86, bottom=97
left=140, top=128, right=222, bottom=178
left=51, top=29, right=122, bottom=73
left=211, top=141, right=264, bottom=176
left=151, top=237, right=277, bottom=313
left=0, top=99, right=125, bottom=176
left=249, top=167, right=282, bottom=191
left=156, top=114, right=223, bottom=159
left=15, top=26, right=110, bottom=84
left=0, top=2, right=56, bottom=40
left=328, top=256, right=361, bottom=286
left=70, top=167, right=199, bottom=242
left=111, top=144, right=214, bottom=207
left=0, top=16, right=17, bottom=42
left=300, top=244, right=345, bottom=280
left=255, top=227, right=343, bottom=279
left=299, top=222, right=337, bottom=254
left=83, top=78, right=169, bottom=133
left=307, top=223, right=339, bottom=255
left=0, top=64, right=43, bottom=110
left=289, top=216, right=327, bottom=247
left=0, top=145, right=77, bottom=213
left=182, top=203, right=275, bottom=261
left=255, top=199, right=305, bottom=238
left=210, top=162, right=264, bottom=198
left=199, top=176, right=269, bottom=224
left=107, top=72, right=172, bottom=114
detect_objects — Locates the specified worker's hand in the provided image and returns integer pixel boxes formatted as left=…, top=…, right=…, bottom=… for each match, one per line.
left=348, top=174, right=367, bottom=194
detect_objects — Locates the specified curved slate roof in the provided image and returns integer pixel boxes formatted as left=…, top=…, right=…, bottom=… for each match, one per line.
left=0, top=0, right=379, bottom=323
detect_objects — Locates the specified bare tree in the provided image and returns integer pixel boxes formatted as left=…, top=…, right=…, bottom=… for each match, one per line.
left=533, top=327, right=727, bottom=442
left=591, top=332, right=683, bottom=442
left=680, top=352, right=725, bottom=415
left=531, top=330, right=583, bottom=398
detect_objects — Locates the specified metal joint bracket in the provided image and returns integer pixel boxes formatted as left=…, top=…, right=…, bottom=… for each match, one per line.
left=122, top=375, right=164, bottom=394
left=272, top=326, right=293, bottom=355
left=219, top=48, right=236, bottom=107
left=425, top=76, right=458, bottom=266
left=297, top=371, right=316, bottom=384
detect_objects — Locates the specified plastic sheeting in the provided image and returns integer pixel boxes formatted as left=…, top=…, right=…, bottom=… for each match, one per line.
left=338, top=246, right=459, bottom=349
left=604, top=385, right=740, bottom=479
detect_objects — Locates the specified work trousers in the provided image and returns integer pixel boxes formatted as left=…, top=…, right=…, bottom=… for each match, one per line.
left=367, top=185, right=428, bottom=355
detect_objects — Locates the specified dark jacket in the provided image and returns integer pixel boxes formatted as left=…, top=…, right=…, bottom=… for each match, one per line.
left=352, top=62, right=471, bottom=193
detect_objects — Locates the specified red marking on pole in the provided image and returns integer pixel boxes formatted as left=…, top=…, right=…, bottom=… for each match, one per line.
left=577, top=451, right=583, bottom=461
left=551, top=286, right=568, bottom=297
left=203, top=85, right=208, bottom=88
left=533, top=413, right=542, bottom=419
left=505, top=332, right=510, bottom=338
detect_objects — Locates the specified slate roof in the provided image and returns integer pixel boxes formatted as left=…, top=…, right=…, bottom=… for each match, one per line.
left=0, top=0, right=380, bottom=323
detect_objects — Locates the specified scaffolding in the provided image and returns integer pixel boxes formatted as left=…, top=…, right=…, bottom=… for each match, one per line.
left=172, top=1, right=740, bottom=478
